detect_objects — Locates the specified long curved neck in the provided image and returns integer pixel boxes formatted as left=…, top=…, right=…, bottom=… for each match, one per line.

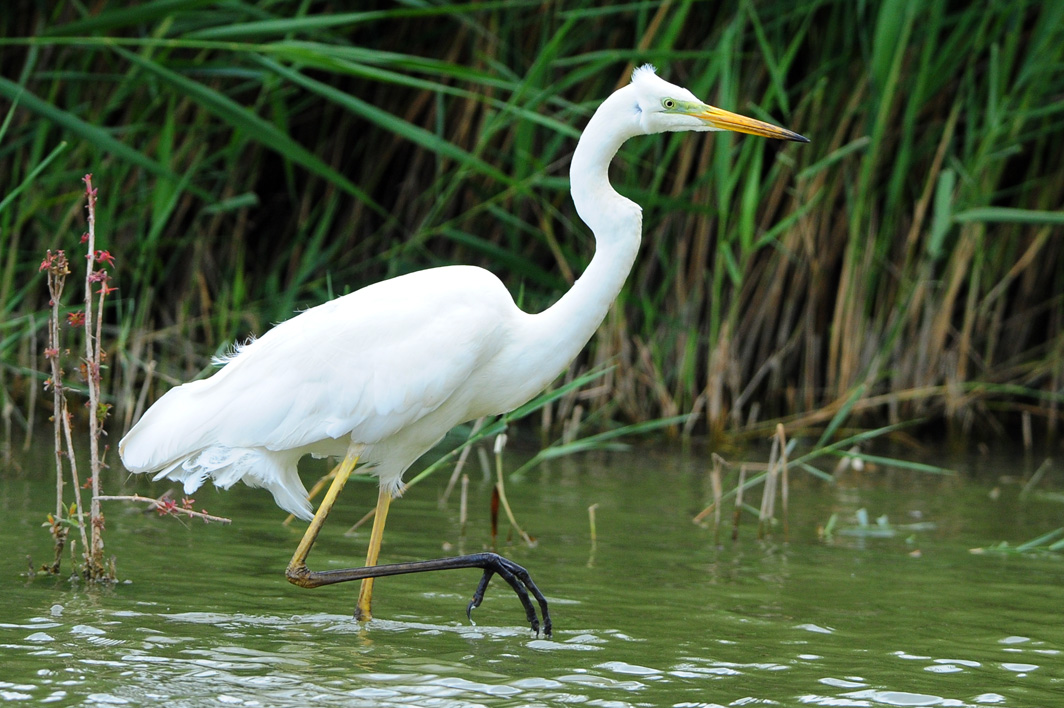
left=514, top=87, right=644, bottom=396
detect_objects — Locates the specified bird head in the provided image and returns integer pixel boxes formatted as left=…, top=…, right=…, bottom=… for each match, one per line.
left=629, top=65, right=808, bottom=142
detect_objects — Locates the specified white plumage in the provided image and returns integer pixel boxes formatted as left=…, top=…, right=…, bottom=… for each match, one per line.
left=120, top=266, right=536, bottom=519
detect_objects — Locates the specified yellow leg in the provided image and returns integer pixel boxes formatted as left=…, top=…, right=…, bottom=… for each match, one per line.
left=282, top=462, right=550, bottom=635
left=285, top=449, right=361, bottom=585
left=354, top=485, right=393, bottom=621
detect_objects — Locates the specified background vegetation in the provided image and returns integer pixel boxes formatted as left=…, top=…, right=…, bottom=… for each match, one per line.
left=2, top=0, right=1063, bottom=452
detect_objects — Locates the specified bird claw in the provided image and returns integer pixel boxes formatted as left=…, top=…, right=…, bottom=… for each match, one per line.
left=465, top=554, right=550, bottom=637
left=466, top=569, right=491, bottom=620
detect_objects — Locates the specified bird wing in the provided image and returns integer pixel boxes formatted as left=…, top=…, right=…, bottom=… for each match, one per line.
left=121, top=266, right=514, bottom=472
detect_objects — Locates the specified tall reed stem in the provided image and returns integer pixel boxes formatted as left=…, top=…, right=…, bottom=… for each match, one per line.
left=82, top=175, right=103, bottom=576
left=42, top=250, right=69, bottom=573
left=80, top=174, right=116, bottom=580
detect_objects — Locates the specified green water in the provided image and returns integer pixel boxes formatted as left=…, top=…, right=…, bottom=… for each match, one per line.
left=2, top=443, right=1062, bottom=707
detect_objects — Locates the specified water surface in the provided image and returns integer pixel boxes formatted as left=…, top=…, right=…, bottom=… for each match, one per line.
left=2, top=442, right=1062, bottom=706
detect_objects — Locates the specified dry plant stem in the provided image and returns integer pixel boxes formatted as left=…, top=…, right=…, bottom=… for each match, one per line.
left=493, top=434, right=534, bottom=547
left=759, top=436, right=779, bottom=539
left=48, top=272, right=64, bottom=524
left=62, top=403, right=90, bottom=561
left=588, top=503, right=599, bottom=548
left=441, top=416, right=484, bottom=505
left=130, top=358, right=156, bottom=433
left=691, top=502, right=713, bottom=525
left=563, top=404, right=583, bottom=445
left=777, top=424, right=789, bottom=540
left=96, top=495, right=232, bottom=524
left=768, top=441, right=780, bottom=523
left=82, top=175, right=105, bottom=575
left=732, top=465, right=746, bottom=542
left=1019, top=459, right=1052, bottom=500
left=710, top=455, right=723, bottom=543
left=459, top=474, right=469, bottom=537
left=692, top=452, right=727, bottom=525
left=586, top=502, right=599, bottom=569
left=345, top=506, right=376, bottom=535
left=346, top=479, right=409, bottom=535
left=45, top=252, right=68, bottom=572
left=42, top=248, right=90, bottom=573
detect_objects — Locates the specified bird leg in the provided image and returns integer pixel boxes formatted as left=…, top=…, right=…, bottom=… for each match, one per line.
left=354, top=485, right=393, bottom=621
left=285, top=448, right=362, bottom=587
left=283, top=455, right=551, bottom=635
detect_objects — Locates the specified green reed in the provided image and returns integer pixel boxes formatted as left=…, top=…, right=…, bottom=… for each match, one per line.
left=1, top=0, right=1062, bottom=454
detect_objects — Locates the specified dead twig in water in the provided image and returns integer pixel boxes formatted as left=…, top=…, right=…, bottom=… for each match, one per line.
left=733, top=465, right=746, bottom=541
left=459, top=474, right=469, bottom=538
left=492, top=434, right=535, bottom=547
left=778, top=424, right=790, bottom=540
left=710, top=456, right=723, bottom=543
left=97, top=494, right=231, bottom=524
left=440, top=417, right=484, bottom=506
left=758, top=434, right=779, bottom=539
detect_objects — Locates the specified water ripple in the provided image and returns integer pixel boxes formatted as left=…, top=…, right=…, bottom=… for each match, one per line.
left=3, top=455, right=1064, bottom=708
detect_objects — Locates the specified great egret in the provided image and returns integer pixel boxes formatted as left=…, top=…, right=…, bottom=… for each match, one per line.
left=119, top=65, right=807, bottom=635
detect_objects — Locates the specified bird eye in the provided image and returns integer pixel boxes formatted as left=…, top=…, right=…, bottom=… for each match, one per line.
left=662, top=98, right=676, bottom=109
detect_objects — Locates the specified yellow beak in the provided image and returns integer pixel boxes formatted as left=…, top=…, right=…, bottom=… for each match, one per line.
left=692, top=104, right=809, bottom=143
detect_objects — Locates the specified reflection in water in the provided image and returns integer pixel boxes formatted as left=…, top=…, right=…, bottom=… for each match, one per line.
left=1, top=447, right=1063, bottom=706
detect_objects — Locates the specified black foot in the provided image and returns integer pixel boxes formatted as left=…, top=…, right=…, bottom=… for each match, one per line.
left=465, top=552, right=551, bottom=637
left=285, top=551, right=551, bottom=636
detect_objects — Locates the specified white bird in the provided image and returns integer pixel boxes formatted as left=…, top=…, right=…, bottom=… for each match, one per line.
left=119, top=65, right=807, bottom=635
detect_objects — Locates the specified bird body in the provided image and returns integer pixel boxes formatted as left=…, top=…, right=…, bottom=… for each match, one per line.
left=121, top=264, right=570, bottom=519
left=120, top=65, right=806, bottom=632
left=119, top=237, right=639, bottom=520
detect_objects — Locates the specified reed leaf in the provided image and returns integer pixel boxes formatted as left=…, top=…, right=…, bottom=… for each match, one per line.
left=1, top=0, right=1061, bottom=448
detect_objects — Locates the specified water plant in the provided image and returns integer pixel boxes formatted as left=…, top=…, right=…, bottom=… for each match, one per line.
left=694, top=388, right=955, bottom=541
left=35, top=175, right=116, bottom=581
left=971, top=528, right=1064, bottom=555
left=30, top=175, right=228, bottom=581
